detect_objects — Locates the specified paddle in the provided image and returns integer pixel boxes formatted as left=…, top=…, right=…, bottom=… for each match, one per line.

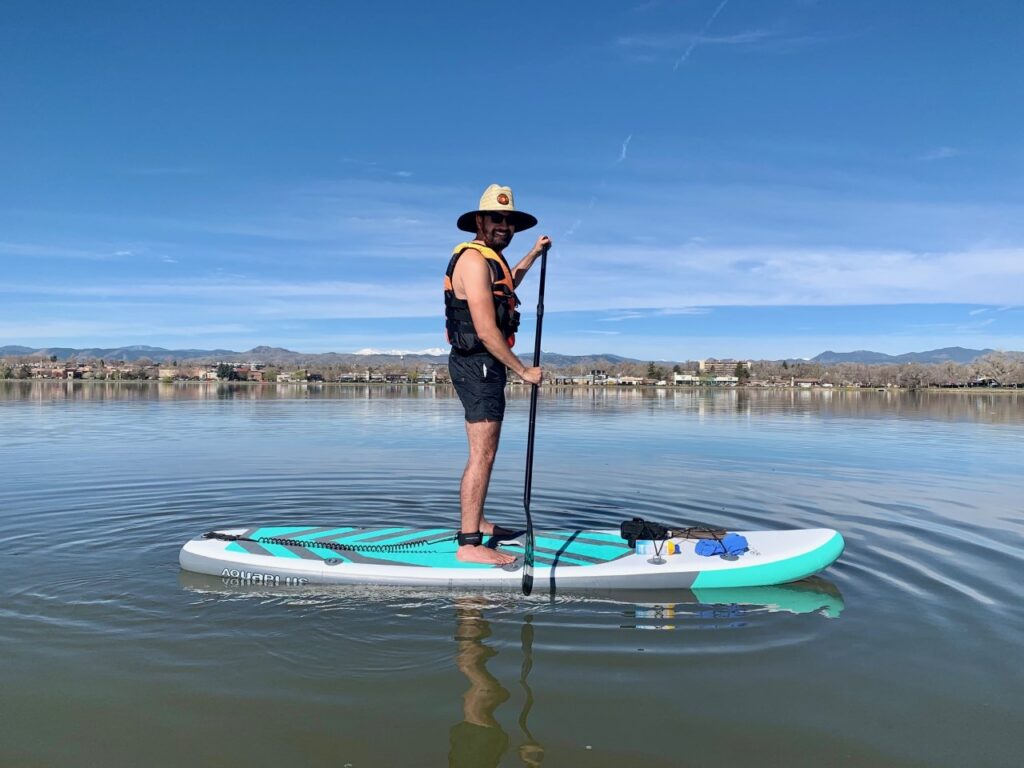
left=522, top=243, right=549, bottom=596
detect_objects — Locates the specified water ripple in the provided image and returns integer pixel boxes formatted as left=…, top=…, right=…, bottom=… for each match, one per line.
left=2, top=384, right=1023, bottom=767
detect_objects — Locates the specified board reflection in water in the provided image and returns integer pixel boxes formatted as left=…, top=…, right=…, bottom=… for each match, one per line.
left=177, top=574, right=843, bottom=765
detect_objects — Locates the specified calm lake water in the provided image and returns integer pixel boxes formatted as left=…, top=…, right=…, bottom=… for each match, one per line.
left=1, top=382, right=1022, bottom=767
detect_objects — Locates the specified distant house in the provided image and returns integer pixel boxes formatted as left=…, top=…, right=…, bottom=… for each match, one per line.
left=234, top=366, right=264, bottom=382
left=700, top=359, right=751, bottom=377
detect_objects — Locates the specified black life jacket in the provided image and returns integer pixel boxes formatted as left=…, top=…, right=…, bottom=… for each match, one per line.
left=444, top=241, right=521, bottom=354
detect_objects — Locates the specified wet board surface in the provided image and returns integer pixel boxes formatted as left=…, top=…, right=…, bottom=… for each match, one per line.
left=180, top=525, right=844, bottom=590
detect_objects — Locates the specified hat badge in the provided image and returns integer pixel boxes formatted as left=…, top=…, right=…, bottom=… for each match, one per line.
left=497, top=193, right=510, bottom=205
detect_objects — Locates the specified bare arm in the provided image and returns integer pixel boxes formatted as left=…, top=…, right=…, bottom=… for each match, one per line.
left=454, top=249, right=541, bottom=384
left=509, top=235, right=551, bottom=287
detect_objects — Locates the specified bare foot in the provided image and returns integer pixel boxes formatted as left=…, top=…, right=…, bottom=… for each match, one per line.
left=456, top=545, right=517, bottom=566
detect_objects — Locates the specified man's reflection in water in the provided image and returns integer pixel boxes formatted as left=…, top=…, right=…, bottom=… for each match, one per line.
left=448, top=599, right=544, bottom=767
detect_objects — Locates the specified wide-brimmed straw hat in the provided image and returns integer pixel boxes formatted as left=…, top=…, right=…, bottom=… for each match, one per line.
left=457, top=184, right=537, bottom=233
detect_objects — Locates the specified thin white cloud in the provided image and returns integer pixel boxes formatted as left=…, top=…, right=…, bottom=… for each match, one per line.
left=617, top=22, right=820, bottom=66
left=563, top=195, right=597, bottom=239
left=618, top=134, right=633, bottom=163
left=599, top=308, right=711, bottom=322
left=6, top=244, right=1022, bottom=322
left=0, top=241, right=118, bottom=261
left=619, top=29, right=770, bottom=52
left=0, top=320, right=253, bottom=341
left=674, top=0, right=730, bottom=70
left=564, top=218, right=584, bottom=237
left=600, top=312, right=646, bottom=322
left=542, top=244, right=1024, bottom=310
left=920, top=146, right=960, bottom=161
left=656, top=307, right=713, bottom=316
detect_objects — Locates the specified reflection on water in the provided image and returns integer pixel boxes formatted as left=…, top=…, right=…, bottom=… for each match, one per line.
left=627, top=578, right=845, bottom=629
left=449, top=599, right=515, bottom=767
left=177, top=572, right=844, bottom=629
left=175, top=574, right=843, bottom=766
left=516, top=619, right=544, bottom=768
left=2, top=380, right=1022, bottom=424
left=2, top=384, right=1022, bottom=767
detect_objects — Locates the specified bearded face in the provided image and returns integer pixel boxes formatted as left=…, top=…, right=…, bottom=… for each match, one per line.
left=476, top=212, right=515, bottom=251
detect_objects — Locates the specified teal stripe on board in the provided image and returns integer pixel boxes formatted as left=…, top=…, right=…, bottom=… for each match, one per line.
left=224, top=527, right=632, bottom=569
left=329, top=526, right=410, bottom=543
left=332, top=528, right=452, bottom=546
left=533, top=548, right=608, bottom=567
left=291, top=527, right=357, bottom=541
left=303, top=546, right=350, bottom=561
left=251, top=526, right=325, bottom=539
left=260, top=543, right=303, bottom=559
left=225, top=539, right=337, bottom=561
left=691, top=532, right=845, bottom=589
left=534, top=533, right=631, bottom=565
left=362, top=549, right=487, bottom=569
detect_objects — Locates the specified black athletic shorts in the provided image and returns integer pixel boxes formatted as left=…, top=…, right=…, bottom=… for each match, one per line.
left=449, top=350, right=507, bottom=422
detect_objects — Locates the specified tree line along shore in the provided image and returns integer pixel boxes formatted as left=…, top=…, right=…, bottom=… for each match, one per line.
left=2, top=352, right=1022, bottom=389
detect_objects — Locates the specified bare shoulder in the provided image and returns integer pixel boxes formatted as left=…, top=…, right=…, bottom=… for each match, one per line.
left=453, top=247, right=488, bottom=279
left=452, top=247, right=491, bottom=298
left=455, top=245, right=484, bottom=264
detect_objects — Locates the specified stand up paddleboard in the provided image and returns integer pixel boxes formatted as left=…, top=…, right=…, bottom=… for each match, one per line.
left=179, top=524, right=844, bottom=591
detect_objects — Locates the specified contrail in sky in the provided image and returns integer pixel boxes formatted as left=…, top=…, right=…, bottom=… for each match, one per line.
left=617, top=134, right=633, bottom=163
left=673, top=0, right=730, bottom=70
left=566, top=1, right=729, bottom=241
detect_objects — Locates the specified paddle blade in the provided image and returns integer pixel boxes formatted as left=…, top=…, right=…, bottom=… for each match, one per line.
left=522, top=522, right=534, bottom=595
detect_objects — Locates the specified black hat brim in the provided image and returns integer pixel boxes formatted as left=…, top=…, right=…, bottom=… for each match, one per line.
left=457, top=210, right=538, bottom=233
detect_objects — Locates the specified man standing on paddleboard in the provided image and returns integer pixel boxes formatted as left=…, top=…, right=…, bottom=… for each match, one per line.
left=444, top=184, right=550, bottom=565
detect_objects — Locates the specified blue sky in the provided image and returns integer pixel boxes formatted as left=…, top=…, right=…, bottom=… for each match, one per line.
left=2, top=0, right=1022, bottom=360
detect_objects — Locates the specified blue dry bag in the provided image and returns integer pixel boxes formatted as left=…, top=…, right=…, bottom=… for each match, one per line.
left=695, top=534, right=749, bottom=557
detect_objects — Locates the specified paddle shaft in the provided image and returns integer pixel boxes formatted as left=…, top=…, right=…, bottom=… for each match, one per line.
left=521, top=245, right=548, bottom=595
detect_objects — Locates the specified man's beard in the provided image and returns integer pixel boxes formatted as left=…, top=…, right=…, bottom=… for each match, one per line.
left=485, top=230, right=513, bottom=250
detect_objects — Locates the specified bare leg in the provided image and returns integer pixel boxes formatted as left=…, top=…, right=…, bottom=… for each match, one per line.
left=457, top=419, right=516, bottom=565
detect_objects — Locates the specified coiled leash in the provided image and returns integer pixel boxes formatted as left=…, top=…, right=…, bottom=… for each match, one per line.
left=203, top=530, right=457, bottom=554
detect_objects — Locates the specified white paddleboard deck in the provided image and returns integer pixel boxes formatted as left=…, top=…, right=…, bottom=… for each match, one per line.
left=179, top=525, right=844, bottom=590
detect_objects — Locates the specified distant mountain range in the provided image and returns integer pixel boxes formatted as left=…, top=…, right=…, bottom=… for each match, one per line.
left=0, top=344, right=650, bottom=369
left=0, top=344, right=1016, bottom=366
left=809, top=347, right=1004, bottom=365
